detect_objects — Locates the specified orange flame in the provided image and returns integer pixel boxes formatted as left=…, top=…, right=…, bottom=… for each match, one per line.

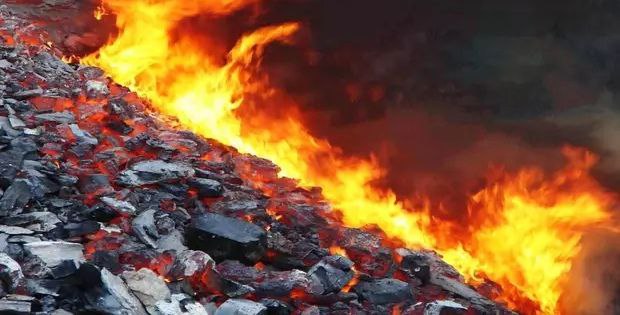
left=82, top=1, right=616, bottom=314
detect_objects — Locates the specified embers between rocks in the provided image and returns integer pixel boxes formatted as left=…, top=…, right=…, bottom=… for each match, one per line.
left=0, top=5, right=516, bottom=315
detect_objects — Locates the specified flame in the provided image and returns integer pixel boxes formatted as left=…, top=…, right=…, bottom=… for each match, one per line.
left=81, top=1, right=616, bottom=313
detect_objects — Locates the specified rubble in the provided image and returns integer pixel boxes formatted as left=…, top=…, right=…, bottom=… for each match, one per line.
left=0, top=5, right=516, bottom=314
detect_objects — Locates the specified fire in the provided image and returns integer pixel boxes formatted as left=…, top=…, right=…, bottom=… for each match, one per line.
left=81, top=1, right=616, bottom=314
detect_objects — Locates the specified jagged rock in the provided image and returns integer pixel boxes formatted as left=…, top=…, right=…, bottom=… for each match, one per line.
left=308, top=255, right=354, bottom=294
left=0, top=295, right=33, bottom=314
left=3, top=211, right=62, bottom=233
left=397, top=248, right=431, bottom=284
left=0, top=225, right=33, bottom=235
left=80, top=265, right=147, bottom=315
left=132, top=209, right=159, bottom=248
left=188, top=178, right=224, bottom=198
left=260, top=299, right=291, bottom=315
left=63, top=220, right=100, bottom=237
left=215, top=299, right=267, bottom=315
left=69, top=124, right=98, bottom=145
left=168, top=250, right=214, bottom=280
left=34, top=111, right=75, bottom=124
left=101, top=196, right=137, bottom=215
left=156, top=230, right=187, bottom=252
left=23, top=241, right=84, bottom=278
left=424, top=300, right=467, bottom=315
left=122, top=268, right=171, bottom=308
left=430, top=275, right=495, bottom=307
left=118, top=160, right=195, bottom=186
left=353, top=278, right=412, bottom=304
left=186, top=213, right=266, bottom=263
left=25, top=278, right=62, bottom=297
left=77, top=174, right=113, bottom=195
left=12, top=88, right=43, bottom=100
left=152, top=293, right=208, bottom=315
left=253, top=269, right=322, bottom=297
left=0, top=179, right=32, bottom=216
left=0, top=253, right=23, bottom=293
left=85, top=80, right=109, bottom=98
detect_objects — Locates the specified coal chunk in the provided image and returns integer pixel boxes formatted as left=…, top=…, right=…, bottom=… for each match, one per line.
left=118, top=160, right=195, bottom=186
left=186, top=213, right=266, bottom=263
left=308, top=255, right=354, bottom=294
left=132, top=209, right=159, bottom=248
left=0, top=295, right=32, bottom=314
left=215, top=299, right=267, bottom=315
left=79, top=265, right=148, bottom=315
left=23, top=241, right=84, bottom=278
left=260, top=299, right=291, bottom=315
left=62, top=220, right=100, bottom=237
left=353, top=278, right=413, bottom=304
left=0, top=179, right=32, bottom=216
left=0, top=253, right=23, bottom=293
left=188, top=178, right=224, bottom=198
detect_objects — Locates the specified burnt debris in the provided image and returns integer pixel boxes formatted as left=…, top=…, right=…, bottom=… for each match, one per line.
left=0, top=5, right=516, bottom=315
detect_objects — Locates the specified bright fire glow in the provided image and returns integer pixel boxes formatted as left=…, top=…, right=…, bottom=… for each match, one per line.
left=82, top=1, right=616, bottom=314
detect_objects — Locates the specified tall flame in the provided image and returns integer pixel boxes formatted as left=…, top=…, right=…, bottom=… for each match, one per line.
left=82, top=1, right=616, bottom=314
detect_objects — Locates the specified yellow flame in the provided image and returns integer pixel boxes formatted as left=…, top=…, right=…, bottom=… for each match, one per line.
left=82, top=1, right=616, bottom=313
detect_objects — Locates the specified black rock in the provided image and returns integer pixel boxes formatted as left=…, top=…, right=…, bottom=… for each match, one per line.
left=77, top=174, right=113, bottom=195
left=353, top=278, right=413, bottom=305
left=260, top=299, right=291, bottom=315
left=186, top=213, right=266, bottom=264
left=215, top=299, right=267, bottom=315
left=84, top=203, right=118, bottom=222
left=63, top=221, right=100, bottom=237
left=308, top=255, right=354, bottom=294
left=189, top=178, right=224, bottom=198
left=0, top=179, right=32, bottom=216
left=424, top=300, right=468, bottom=315
left=397, top=249, right=431, bottom=284
left=78, top=264, right=147, bottom=315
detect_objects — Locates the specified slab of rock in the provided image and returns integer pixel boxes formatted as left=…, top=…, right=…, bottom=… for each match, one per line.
left=80, top=265, right=147, bottom=315
left=0, top=179, right=32, bottom=216
left=0, top=225, right=33, bottom=235
left=188, top=178, right=223, bottom=198
left=0, top=253, right=23, bottom=293
left=4, top=211, right=62, bottom=232
left=132, top=209, right=159, bottom=248
left=122, top=268, right=171, bottom=308
left=101, top=196, right=137, bottom=215
left=424, top=300, right=467, bottom=315
left=308, top=255, right=354, bottom=294
left=118, top=160, right=195, bottom=186
left=69, top=123, right=98, bottom=145
left=34, top=111, right=75, bottom=124
left=23, top=241, right=84, bottom=278
left=215, top=299, right=267, bottom=315
left=0, top=295, right=32, bottom=314
left=186, top=213, right=266, bottom=263
left=353, top=278, right=413, bottom=304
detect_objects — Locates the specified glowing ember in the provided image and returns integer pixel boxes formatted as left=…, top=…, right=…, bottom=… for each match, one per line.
left=81, top=1, right=617, bottom=314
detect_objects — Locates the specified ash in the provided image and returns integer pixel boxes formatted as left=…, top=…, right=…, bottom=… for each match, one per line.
left=0, top=5, right=515, bottom=315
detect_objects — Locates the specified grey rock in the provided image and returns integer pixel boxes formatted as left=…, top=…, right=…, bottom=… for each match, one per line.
left=35, top=111, right=75, bottom=124
left=3, top=211, right=61, bottom=232
left=23, top=241, right=84, bottom=276
left=122, top=268, right=171, bottom=307
left=215, top=299, right=267, bottom=315
left=186, top=213, right=266, bottom=263
left=50, top=309, right=74, bottom=315
left=430, top=275, right=494, bottom=307
left=156, top=230, right=187, bottom=252
left=85, top=80, right=109, bottom=98
left=25, top=278, right=62, bottom=297
left=152, top=293, right=208, bottom=315
left=0, top=225, right=33, bottom=235
left=168, top=250, right=214, bottom=280
left=12, top=88, right=43, bottom=100
left=0, top=295, right=32, bottom=314
left=0, top=116, right=21, bottom=137
left=8, top=115, right=25, bottom=129
left=69, top=124, right=98, bottom=145
left=353, top=278, right=413, bottom=304
left=308, top=255, right=354, bottom=294
left=118, top=160, right=195, bottom=186
left=0, top=253, right=23, bottom=292
left=0, top=179, right=32, bottom=215
left=101, top=196, right=137, bottom=215
left=7, top=235, right=41, bottom=244
left=132, top=209, right=159, bottom=248
left=0, top=60, right=11, bottom=69
left=424, top=300, right=467, bottom=315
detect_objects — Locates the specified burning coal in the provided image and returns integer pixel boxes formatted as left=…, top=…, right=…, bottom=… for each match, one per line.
left=73, top=0, right=620, bottom=314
